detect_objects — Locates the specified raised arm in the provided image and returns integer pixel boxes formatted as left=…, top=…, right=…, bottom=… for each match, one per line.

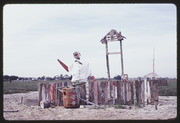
left=57, top=59, right=69, bottom=72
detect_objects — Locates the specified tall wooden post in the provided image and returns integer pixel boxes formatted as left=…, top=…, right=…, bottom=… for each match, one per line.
left=105, top=42, right=111, bottom=99
left=100, top=29, right=126, bottom=105
left=94, top=81, right=98, bottom=105
left=120, top=40, right=124, bottom=75
left=105, top=42, right=110, bottom=80
left=113, top=82, right=115, bottom=105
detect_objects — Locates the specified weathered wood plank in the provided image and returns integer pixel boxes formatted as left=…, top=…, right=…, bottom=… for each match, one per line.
left=127, top=82, right=131, bottom=104
left=79, top=84, right=86, bottom=105
left=116, top=81, right=121, bottom=103
left=38, top=83, right=42, bottom=106
left=135, top=80, right=141, bottom=105
left=124, top=82, right=127, bottom=104
left=89, top=81, right=94, bottom=103
left=93, top=81, right=98, bottom=105
left=130, top=82, right=134, bottom=104
left=55, top=83, right=58, bottom=105
left=41, top=83, right=46, bottom=101
left=120, top=81, right=124, bottom=104
left=58, top=82, right=63, bottom=106
left=98, top=81, right=106, bottom=105
left=49, top=83, right=55, bottom=104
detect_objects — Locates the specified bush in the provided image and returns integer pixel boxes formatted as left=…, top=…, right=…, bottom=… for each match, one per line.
left=158, top=79, right=177, bottom=96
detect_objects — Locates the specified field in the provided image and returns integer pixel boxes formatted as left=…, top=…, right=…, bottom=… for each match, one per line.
left=3, top=80, right=62, bottom=94
left=3, top=79, right=177, bottom=96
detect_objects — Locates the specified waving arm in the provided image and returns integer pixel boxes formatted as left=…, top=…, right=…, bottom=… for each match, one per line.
left=57, top=59, right=69, bottom=72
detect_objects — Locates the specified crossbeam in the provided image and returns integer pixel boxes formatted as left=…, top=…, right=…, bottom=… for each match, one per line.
left=107, top=52, right=121, bottom=55
left=79, top=97, right=97, bottom=106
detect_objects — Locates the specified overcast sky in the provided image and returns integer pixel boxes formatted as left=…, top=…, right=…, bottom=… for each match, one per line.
left=3, top=4, right=177, bottom=78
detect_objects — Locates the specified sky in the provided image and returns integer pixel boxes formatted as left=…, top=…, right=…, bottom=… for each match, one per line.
left=3, top=4, right=177, bottom=78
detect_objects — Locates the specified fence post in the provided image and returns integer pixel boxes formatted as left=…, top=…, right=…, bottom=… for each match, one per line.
left=116, top=81, right=120, bottom=103
left=135, top=80, right=140, bottom=106
left=124, top=82, right=127, bottom=104
left=130, top=82, right=134, bottom=104
left=49, top=83, right=55, bottom=104
left=142, top=80, right=145, bottom=107
left=94, top=81, right=98, bottom=105
left=38, top=83, right=43, bottom=106
left=151, top=80, right=159, bottom=109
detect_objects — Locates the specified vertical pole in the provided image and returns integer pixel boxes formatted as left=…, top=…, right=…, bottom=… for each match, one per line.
left=153, top=48, right=155, bottom=73
left=105, top=42, right=111, bottom=100
left=113, top=83, right=115, bottom=105
left=133, top=81, right=137, bottom=105
left=119, top=40, right=124, bottom=105
left=105, top=42, right=110, bottom=80
left=38, top=83, right=42, bottom=106
left=120, top=40, right=124, bottom=76
left=94, top=81, right=98, bottom=105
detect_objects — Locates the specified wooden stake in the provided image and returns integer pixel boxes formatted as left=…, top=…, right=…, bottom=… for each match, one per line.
left=38, top=83, right=42, bottom=106
left=105, top=42, right=111, bottom=100
left=113, top=82, right=115, bottom=105
left=94, top=81, right=98, bottom=105
left=105, top=81, right=109, bottom=104
left=20, top=97, right=23, bottom=104
left=105, top=42, right=110, bottom=80
left=120, top=40, right=124, bottom=75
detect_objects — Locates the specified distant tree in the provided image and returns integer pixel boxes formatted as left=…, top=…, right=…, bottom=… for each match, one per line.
left=42, top=76, right=45, bottom=80
left=53, top=75, right=58, bottom=80
left=3, top=75, right=10, bottom=81
left=37, top=77, right=42, bottom=81
left=38, top=76, right=46, bottom=81
left=18, top=77, right=24, bottom=81
left=45, top=77, right=54, bottom=81
left=9, top=75, right=18, bottom=82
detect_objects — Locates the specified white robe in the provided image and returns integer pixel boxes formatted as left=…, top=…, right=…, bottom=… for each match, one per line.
left=69, top=59, right=91, bottom=82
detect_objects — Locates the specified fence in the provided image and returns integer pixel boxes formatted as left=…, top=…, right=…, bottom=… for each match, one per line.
left=38, top=80, right=159, bottom=106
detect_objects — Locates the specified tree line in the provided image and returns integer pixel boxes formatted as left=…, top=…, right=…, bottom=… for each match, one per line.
left=3, top=74, right=72, bottom=82
left=3, top=74, right=123, bottom=82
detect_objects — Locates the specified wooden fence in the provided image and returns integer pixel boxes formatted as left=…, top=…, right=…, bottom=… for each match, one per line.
left=38, top=80, right=159, bottom=106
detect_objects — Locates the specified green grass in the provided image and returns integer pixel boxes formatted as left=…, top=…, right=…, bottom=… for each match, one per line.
left=158, top=79, right=177, bottom=96
left=3, top=80, right=62, bottom=94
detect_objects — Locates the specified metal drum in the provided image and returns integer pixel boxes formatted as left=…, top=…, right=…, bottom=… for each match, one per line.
left=62, top=87, right=80, bottom=108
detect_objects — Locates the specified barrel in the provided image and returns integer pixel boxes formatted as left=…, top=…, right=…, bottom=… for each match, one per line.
left=62, top=87, right=80, bottom=108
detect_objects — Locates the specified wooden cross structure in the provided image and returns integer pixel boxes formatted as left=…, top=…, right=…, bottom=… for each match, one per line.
left=100, top=29, right=126, bottom=79
left=100, top=29, right=126, bottom=104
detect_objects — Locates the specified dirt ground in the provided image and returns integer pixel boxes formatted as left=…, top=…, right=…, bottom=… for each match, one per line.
left=3, top=91, right=177, bottom=120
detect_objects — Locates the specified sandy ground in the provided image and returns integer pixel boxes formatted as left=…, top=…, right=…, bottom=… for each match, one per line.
left=3, top=91, right=177, bottom=120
